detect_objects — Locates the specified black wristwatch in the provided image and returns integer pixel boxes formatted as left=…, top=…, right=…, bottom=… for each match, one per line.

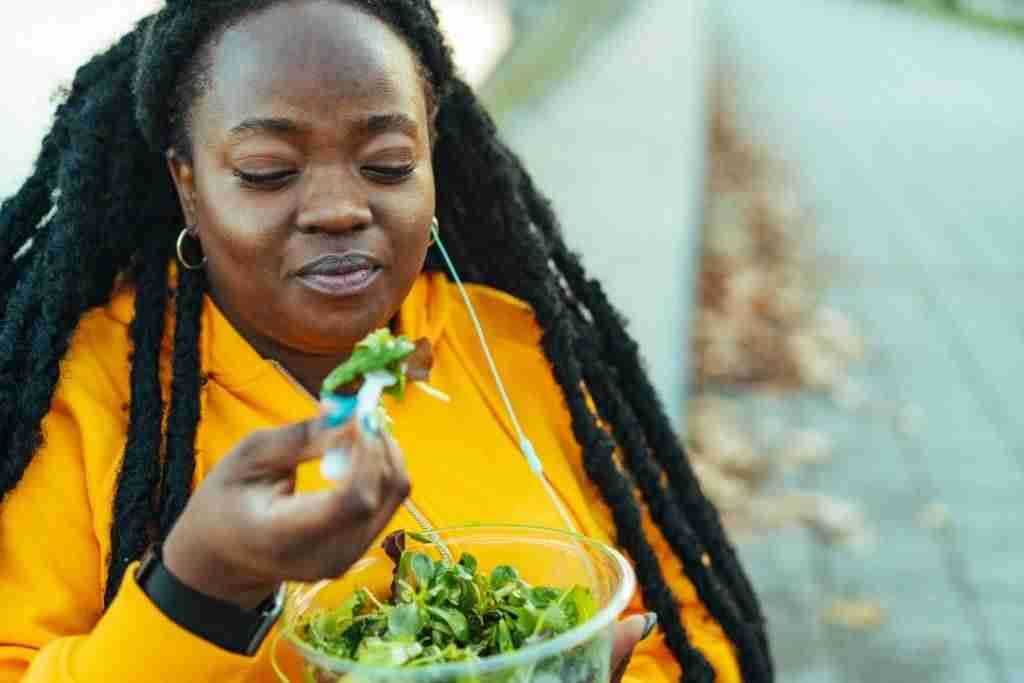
left=136, top=544, right=285, bottom=656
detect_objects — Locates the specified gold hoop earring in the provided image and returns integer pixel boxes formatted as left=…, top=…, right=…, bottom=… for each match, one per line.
left=176, top=228, right=206, bottom=270
left=428, top=217, right=439, bottom=247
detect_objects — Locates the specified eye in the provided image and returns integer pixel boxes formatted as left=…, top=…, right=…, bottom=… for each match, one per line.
left=233, top=169, right=297, bottom=189
left=362, top=165, right=415, bottom=184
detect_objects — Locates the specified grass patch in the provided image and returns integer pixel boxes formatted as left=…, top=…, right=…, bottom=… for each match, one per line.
left=880, top=0, right=1024, bottom=39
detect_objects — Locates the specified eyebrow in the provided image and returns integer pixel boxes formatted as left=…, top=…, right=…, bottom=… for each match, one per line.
left=361, top=112, right=418, bottom=137
left=227, top=113, right=418, bottom=140
left=227, top=117, right=301, bottom=139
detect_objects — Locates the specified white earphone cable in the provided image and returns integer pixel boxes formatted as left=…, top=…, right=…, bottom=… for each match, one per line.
left=431, top=226, right=542, bottom=474
left=431, top=225, right=579, bottom=534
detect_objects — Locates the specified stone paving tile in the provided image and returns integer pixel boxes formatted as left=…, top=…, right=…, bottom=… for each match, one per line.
left=924, top=278, right=1024, bottom=450
left=980, top=600, right=1024, bottom=675
left=737, top=533, right=841, bottom=683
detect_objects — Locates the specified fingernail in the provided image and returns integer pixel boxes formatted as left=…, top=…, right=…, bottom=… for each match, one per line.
left=360, top=412, right=381, bottom=435
left=323, top=395, right=358, bottom=428
left=641, top=612, right=658, bottom=639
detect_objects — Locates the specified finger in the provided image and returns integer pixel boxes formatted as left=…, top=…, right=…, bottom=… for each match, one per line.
left=234, top=418, right=323, bottom=475
left=379, top=432, right=411, bottom=503
left=314, top=444, right=409, bottom=577
left=370, top=436, right=413, bottom=516
left=318, top=428, right=398, bottom=524
left=243, top=404, right=365, bottom=476
left=321, top=409, right=388, bottom=480
left=611, top=613, right=658, bottom=672
left=272, top=428, right=388, bottom=533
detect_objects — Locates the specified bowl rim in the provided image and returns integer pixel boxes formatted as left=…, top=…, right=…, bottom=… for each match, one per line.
left=282, top=523, right=637, bottom=679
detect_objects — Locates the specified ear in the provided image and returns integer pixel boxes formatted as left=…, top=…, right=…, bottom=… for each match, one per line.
left=166, top=149, right=199, bottom=231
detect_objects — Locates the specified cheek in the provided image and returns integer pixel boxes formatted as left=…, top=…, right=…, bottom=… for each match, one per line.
left=385, top=169, right=436, bottom=248
left=194, top=170, right=294, bottom=272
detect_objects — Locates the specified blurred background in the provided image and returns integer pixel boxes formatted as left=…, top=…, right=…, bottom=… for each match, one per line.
left=2, top=1, right=1022, bottom=680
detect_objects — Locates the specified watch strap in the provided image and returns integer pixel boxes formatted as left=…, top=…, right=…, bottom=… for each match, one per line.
left=136, top=544, right=284, bottom=656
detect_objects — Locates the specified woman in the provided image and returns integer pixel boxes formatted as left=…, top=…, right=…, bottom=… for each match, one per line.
left=0, top=1, right=771, bottom=681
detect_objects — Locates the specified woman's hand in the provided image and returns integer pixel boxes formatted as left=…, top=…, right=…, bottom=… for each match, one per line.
left=162, top=409, right=410, bottom=610
left=610, top=612, right=658, bottom=682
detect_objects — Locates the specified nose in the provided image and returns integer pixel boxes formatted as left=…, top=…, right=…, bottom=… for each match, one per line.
left=295, top=166, right=372, bottom=234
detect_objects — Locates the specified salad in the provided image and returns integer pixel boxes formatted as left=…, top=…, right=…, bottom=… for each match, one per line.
left=295, top=530, right=599, bottom=669
left=321, top=329, right=435, bottom=404
left=318, top=329, right=444, bottom=479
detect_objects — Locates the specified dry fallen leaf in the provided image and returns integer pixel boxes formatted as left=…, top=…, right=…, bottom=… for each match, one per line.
left=804, top=494, right=875, bottom=551
left=823, top=598, right=887, bottom=630
left=779, top=429, right=834, bottom=471
left=687, top=77, right=872, bottom=546
left=919, top=502, right=953, bottom=533
left=830, top=376, right=869, bottom=412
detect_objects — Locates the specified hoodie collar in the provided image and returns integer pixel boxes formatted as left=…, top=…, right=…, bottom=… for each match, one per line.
left=203, top=271, right=452, bottom=390
left=105, top=269, right=452, bottom=389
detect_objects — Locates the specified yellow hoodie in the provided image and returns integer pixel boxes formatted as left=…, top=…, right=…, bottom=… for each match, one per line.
left=0, top=272, right=739, bottom=682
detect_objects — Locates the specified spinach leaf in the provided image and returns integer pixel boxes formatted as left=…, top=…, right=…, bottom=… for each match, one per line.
left=296, top=531, right=602, bottom=673
left=320, top=329, right=416, bottom=398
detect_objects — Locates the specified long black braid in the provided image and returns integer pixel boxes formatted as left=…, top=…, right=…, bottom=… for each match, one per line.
left=520, top=175, right=772, bottom=669
left=0, top=2, right=771, bottom=680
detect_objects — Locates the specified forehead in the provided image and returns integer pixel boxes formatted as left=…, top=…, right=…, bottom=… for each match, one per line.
left=196, top=1, right=426, bottom=134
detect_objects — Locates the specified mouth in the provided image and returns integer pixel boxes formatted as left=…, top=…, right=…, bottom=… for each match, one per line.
left=294, top=252, right=383, bottom=297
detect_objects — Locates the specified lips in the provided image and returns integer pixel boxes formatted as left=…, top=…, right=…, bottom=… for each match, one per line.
left=294, top=252, right=382, bottom=277
left=293, top=252, right=383, bottom=297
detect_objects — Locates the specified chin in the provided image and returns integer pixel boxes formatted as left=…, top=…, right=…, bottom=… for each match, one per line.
left=300, top=307, right=390, bottom=351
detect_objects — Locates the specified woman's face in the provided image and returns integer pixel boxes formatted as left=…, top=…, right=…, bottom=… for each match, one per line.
left=168, top=0, right=435, bottom=369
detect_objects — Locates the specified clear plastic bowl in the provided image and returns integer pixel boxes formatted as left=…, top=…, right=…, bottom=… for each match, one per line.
left=272, top=524, right=636, bottom=683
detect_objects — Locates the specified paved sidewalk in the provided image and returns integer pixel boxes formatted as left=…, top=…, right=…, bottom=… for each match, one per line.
left=501, top=0, right=712, bottom=426
left=718, top=1, right=1024, bottom=681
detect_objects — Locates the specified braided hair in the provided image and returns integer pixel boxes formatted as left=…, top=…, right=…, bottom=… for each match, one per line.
left=0, top=2, right=771, bottom=680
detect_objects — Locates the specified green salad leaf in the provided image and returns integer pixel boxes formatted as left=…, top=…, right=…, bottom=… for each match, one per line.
left=295, top=531, right=601, bottom=672
left=320, top=329, right=417, bottom=399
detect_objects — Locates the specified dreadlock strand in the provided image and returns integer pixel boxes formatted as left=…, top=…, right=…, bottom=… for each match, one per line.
left=557, top=240, right=768, bottom=644
left=517, top=168, right=772, bottom=674
left=516, top=168, right=768, bottom=633
left=0, top=22, right=140, bottom=272
left=105, top=245, right=171, bottom=605
left=574, top=330, right=772, bottom=682
left=157, top=267, right=206, bottom=540
left=0, top=235, right=77, bottom=495
left=535, top=310, right=715, bottom=683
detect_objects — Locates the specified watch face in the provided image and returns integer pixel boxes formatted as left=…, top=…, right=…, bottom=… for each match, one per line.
left=246, top=584, right=286, bottom=655
left=135, top=545, right=160, bottom=582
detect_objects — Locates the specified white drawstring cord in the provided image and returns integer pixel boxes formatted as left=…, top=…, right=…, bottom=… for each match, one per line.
left=431, top=226, right=543, bottom=475
left=432, top=225, right=579, bottom=534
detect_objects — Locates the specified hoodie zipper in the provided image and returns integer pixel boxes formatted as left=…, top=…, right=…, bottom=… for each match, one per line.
left=269, top=360, right=453, bottom=563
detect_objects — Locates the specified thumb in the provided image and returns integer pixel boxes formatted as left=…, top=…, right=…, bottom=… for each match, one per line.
left=612, top=613, right=658, bottom=672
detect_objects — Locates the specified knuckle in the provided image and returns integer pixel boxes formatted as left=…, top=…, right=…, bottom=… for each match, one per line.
left=245, top=428, right=274, bottom=448
left=351, top=487, right=380, bottom=519
left=234, top=429, right=275, bottom=466
left=261, top=532, right=291, bottom=567
left=292, top=564, right=327, bottom=583
left=393, top=471, right=412, bottom=500
left=325, top=553, right=356, bottom=578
